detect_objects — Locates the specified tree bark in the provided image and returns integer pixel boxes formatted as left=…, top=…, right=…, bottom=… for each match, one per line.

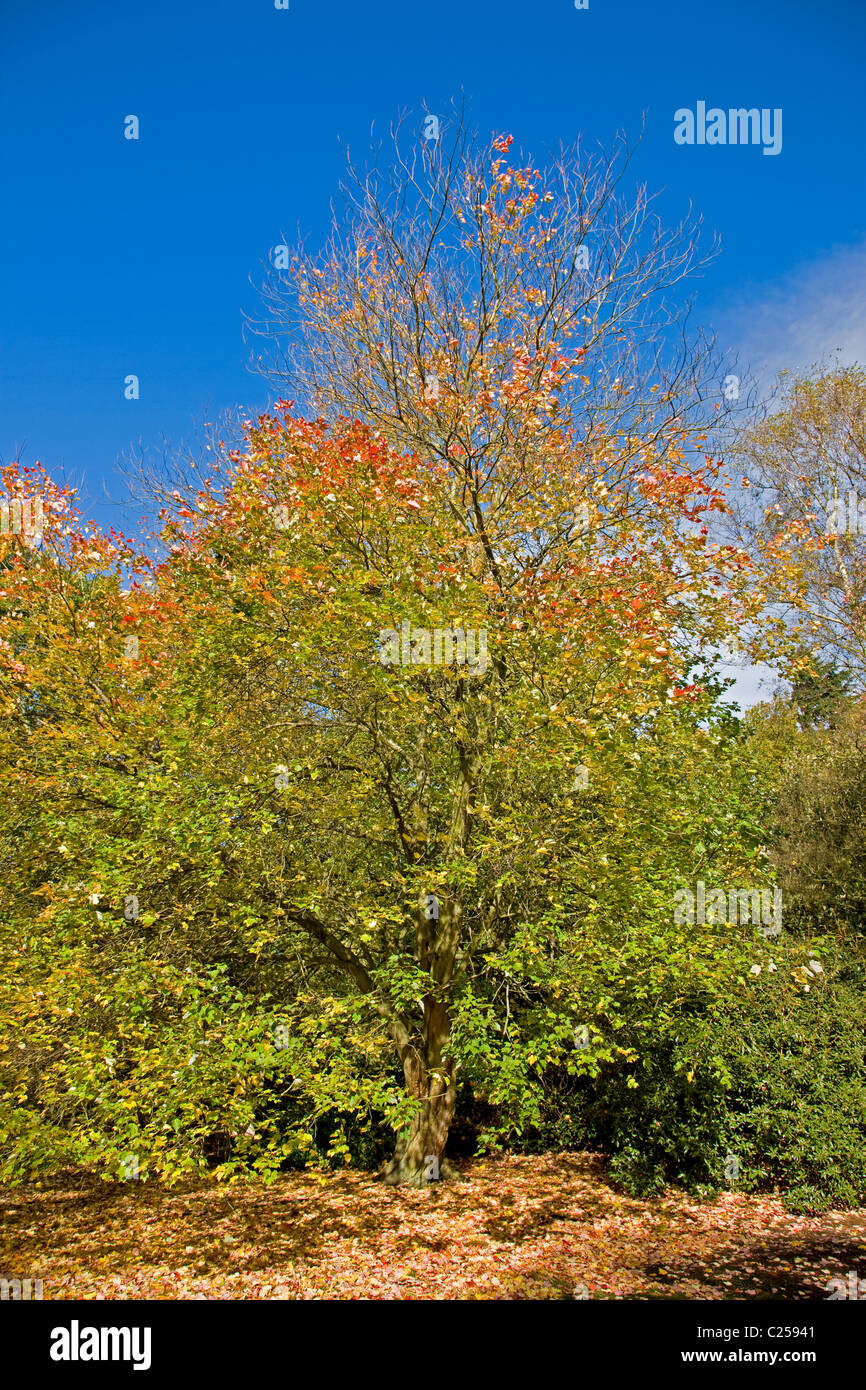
left=378, top=1011, right=457, bottom=1186
left=378, top=898, right=461, bottom=1185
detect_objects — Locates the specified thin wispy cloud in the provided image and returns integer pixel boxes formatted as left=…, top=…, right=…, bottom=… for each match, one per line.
left=719, top=657, right=787, bottom=713
left=716, top=239, right=866, bottom=390
left=704, top=246, right=866, bottom=709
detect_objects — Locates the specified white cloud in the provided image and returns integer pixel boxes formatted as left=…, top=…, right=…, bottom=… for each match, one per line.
left=719, top=658, right=786, bottom=712
left=706, top=244, right=866, bottom=709
left=715, top=239, right=866, bottom=389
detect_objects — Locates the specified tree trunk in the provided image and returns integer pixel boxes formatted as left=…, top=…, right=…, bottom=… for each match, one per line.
left=378, top=890, right=464, bottom=1186
left=378, top=999, right=457, bottom=1186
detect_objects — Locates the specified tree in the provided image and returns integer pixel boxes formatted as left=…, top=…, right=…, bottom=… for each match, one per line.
left=139, top=394, right=756, bottom=1182
left=250, top=112, right=727, bottom=478
left=746, top=694, right=866, bottom=938
left=727, top=363, right=866, bottom=688
left=790, top=657, right=853, bottom=730
left=1, top=127, right=769, bottom=1188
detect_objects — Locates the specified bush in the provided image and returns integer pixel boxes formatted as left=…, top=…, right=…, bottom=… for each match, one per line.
left=723, top=943, right=866, bottom=1211
left=512, top=938, right=866, bottom=1212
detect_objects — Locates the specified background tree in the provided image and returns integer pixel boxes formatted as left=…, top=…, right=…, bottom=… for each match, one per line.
left=744, top=692, right=866, bottom=939
left=790, top=656, right=853, bottom=730
left=727, top=362, right=866, bottom=688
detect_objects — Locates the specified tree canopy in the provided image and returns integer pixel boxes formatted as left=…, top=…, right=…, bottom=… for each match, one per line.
left=1, top=127, right=856, bottom=1194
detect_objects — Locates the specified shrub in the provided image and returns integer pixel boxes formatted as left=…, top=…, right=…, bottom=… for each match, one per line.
left=512, top=938, right=866, bottom=1212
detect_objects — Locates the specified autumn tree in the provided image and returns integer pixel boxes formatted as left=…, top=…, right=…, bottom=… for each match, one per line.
left=1, top=124, right=772, bottom=1188
left=727, top=362, right=866, bottom=688
left=0, top=417, right=763, bottom=1187
left=187, top=118, right=756, bottom=1183
left=251, top=114, right=727, bottom=480
left=127, top=390, right=754, bottom=1184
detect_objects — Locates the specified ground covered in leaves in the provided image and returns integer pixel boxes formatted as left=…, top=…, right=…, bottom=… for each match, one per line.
left=2, top=1154, right=864, bottom=1300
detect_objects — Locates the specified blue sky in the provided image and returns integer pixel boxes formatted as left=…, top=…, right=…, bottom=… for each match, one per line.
left=2, top=0, right=864, bottom=701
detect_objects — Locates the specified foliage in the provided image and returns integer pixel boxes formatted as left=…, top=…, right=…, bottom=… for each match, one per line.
left=517, top=933, right=866, bottom=1212
left=728, top=362, right=866, bottom=686
left=1, top=128, right=861, bottom=1206
left=790, top=657, right=853, bottom=729
left=744, top=696, right=866, bottom=937
left=0, top=386, right=761, bottom=1186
